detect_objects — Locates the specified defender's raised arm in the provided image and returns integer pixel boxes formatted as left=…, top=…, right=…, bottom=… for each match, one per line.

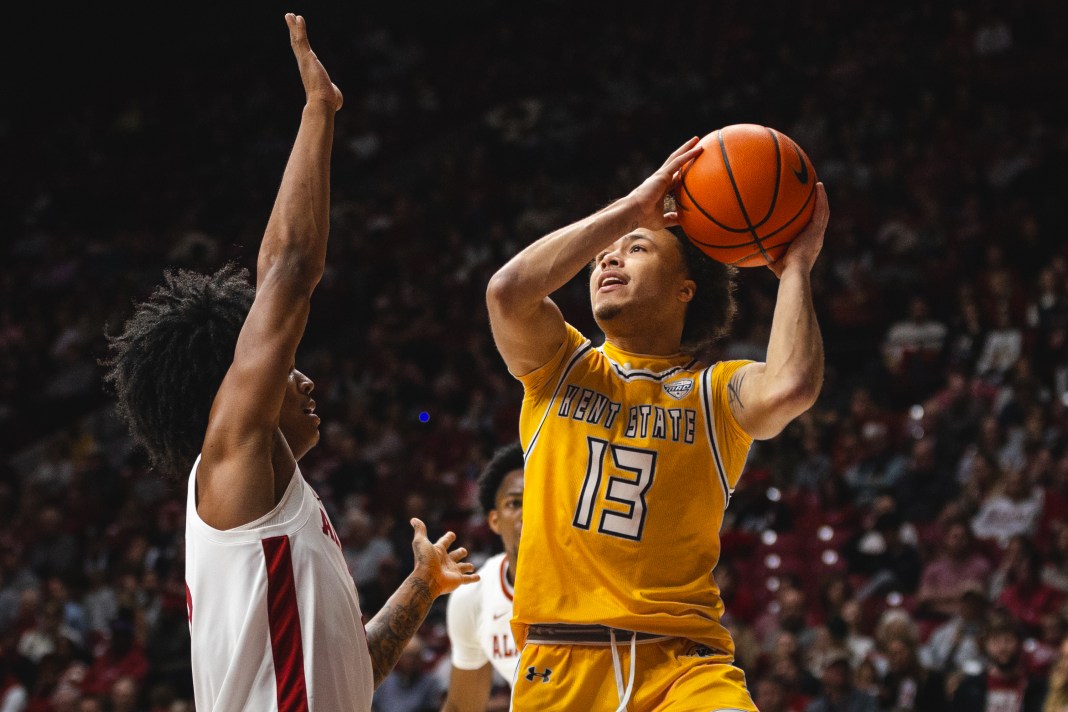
left=198, top=14, right=343, bottom=530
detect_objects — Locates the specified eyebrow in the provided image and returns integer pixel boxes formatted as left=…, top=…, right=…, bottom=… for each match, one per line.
left=596, top=233, right=652, bottom=257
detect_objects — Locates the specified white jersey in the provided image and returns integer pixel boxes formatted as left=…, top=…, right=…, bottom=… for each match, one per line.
left=185, top=456, right=374, bottom=712
left=445, top=552, right=518, bottom=684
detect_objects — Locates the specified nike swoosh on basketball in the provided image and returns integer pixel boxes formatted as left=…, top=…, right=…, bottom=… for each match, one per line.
left=790, top=144, right=809, bottom=185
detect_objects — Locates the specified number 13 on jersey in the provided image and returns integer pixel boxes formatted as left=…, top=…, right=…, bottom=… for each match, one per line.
left=572, top=437, right=658, bottom=542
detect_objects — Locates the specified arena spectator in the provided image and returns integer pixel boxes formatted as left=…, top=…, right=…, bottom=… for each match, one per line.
left=920, top=585, right=989, bottom=677
left=753, top=675, right=794, bottom=712
left=877, top=632, right=947, bottom=710
left=880, top=295, right=947, bottom=401
left=79, top=617, right=148, bottom=700
left=997, top=546, right=1065, bottom=636
left=972, top=468, right=1044, bottom=547
left=371, top=635, right=442, bottom=712
left=949, top=616, right=1048, bottom=712
left=804, top=651, right=878, bottom=712
left=915, top=518, right=992, bottom=619
left=844, top=509, right=922, bottom=599
left=342, top=508, right=397, bottom=589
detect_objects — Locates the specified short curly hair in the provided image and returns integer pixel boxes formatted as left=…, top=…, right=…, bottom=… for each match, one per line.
left=668, top=225, right=738, bottom=357
left=476, top=442, right=525, bottom=515
left=103, top=264, right=254, bottom=478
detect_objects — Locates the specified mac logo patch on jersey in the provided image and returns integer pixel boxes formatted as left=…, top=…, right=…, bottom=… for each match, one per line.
left=664, top=378, right=693, bottom=400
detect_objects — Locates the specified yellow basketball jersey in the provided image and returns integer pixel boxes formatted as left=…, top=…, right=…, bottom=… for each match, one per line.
left=513, top=323, right=752, bottom=653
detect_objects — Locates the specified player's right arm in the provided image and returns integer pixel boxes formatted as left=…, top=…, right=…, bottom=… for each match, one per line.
left=486, top=137, right=704, bottom=376
left=196, top=14, right=343, bottom=530
left=441, top=665, right=494, bottom=712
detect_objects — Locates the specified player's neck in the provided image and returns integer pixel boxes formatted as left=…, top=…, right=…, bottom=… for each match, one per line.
left=603, top=332, right=684, bottom=358
left=505, top=558, right=516, bottom=587
left=599, top=309, right=685, bottom=357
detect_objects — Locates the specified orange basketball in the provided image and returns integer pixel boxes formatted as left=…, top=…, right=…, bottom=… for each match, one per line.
left=676, top=124, right=818, bottom=267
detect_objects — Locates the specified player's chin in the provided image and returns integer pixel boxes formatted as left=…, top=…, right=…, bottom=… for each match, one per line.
left=593, top=298, right=625, bottom=323
left=301, top=418, right=321, bottom=449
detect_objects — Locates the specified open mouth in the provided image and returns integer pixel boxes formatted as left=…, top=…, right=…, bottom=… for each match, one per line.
left=598, top=272, right=627, bottom=291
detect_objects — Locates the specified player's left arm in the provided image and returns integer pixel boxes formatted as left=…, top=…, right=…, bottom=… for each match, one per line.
left=365, top=519, right=479, bottom=688
left=727, top=183, right=829, bottom=440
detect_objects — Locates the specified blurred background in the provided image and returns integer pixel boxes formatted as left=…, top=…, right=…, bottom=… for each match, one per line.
left=2, top=1, right=1067, bottom=710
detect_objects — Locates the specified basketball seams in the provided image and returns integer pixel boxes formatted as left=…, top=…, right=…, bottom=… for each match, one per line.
left=716, top=130, right=773, bottom=263
left=679, top=157, right=753, bottom=235
left=726, top=181, right=819, bottom=266
left=751, top=127, right=782, bottom=230
left=690, top=175, right=817, bottom=252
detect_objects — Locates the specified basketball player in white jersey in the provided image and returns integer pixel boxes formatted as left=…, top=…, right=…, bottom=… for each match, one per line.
left=442, top=443, right=524, bottom=711
left=104, top=15, right=478, bottom=711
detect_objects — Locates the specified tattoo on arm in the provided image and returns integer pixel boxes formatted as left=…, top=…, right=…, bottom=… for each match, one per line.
left=364, top=577, right=433, bottom=688
left=727, top=371, right=746, bottom=410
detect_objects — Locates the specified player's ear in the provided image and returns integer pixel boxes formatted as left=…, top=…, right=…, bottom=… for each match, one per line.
left=678, top=278, right=696, bottom=304
left=487, top=510, right=502, bottom=535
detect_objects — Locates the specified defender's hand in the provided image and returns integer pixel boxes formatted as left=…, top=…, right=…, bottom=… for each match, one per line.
left=627, top=136, right=704, bottom=231
left=409, top=518, right=479, bottom=598
left=286, top=13, right=343, bottom=111
left=768, top=182, right=828, bottom=278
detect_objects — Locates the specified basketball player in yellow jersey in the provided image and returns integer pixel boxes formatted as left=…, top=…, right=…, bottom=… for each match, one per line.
left=486, top=136, right=829, bottom=712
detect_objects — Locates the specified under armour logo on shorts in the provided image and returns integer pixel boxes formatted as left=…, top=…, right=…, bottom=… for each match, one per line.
left=525, top=666, right=552, bottom=683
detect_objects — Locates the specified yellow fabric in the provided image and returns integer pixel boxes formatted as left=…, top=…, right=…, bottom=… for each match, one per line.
left=513, top=323, right=753, bottom=654
left=512, top=639, right=757, bottom=712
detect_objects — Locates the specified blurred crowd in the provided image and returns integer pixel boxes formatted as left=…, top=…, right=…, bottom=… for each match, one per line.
left=2, top=1, right=1067, bottom=710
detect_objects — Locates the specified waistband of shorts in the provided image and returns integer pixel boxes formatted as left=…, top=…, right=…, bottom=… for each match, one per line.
left=525, top=624, right=674, bottom=646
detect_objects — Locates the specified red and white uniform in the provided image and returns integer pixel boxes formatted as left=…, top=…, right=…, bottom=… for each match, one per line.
left=445, top=553, right=519, bottom=683
left=185, top=456, right=373, bottom=712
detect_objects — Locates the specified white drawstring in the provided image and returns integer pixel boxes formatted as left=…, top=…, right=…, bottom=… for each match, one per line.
left=609, top=629, right=637, bottom=712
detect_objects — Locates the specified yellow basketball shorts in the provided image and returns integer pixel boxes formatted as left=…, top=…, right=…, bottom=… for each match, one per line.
left=510, top=636, right=757, bottom=712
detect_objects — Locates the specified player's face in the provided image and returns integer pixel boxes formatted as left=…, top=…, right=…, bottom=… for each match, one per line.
left=590, top=229, right=694, bottom=331
left=279, top=368, right=320, bottom=460
left=488, top=468, right=523, bottom=572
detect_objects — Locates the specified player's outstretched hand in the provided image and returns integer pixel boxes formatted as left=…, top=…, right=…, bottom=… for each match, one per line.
left=285, top=13, right=343, bottom=111
left=768, top=182, right=829, bottom=279
left=409, top=518, right=480, bottom=598
left=627, top=137, right=704, bottom=231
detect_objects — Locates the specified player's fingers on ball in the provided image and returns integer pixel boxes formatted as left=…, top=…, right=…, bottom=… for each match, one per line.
left=668, top=136, right=700, bottom=160
left=667, top=148, right=702, bottom=177
left=815, top=183, right=830, bottom=227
